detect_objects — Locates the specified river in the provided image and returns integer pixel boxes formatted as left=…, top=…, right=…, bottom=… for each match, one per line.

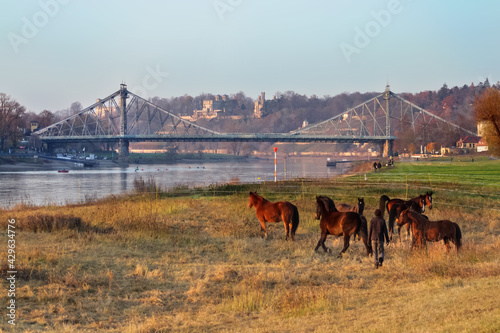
left=0, top=157, right=353, bottom=208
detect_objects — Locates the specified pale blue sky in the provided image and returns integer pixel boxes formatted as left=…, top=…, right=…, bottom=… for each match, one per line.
left=1, top=0, right=499, bottom=112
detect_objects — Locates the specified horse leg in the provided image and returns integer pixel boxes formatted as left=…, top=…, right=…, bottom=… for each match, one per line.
left=314, top=233, right=329, bottom=252
left=259, top=220, right=267, bottom=238
left=338, top=234, right=351, bottom=258
left=282, top=220, right=290, bottom=241
left=289, top=223, right=295, bottom=241
left=444, top=238, right=451, bottom=252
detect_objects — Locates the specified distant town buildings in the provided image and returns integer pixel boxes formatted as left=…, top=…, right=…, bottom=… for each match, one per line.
left=456, top=135, right=481, bottom=150
left=477, top=137, right=489, bottom=152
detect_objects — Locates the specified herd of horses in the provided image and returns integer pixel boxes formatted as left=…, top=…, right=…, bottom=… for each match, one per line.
left=248, top=190, right=462, bottom=258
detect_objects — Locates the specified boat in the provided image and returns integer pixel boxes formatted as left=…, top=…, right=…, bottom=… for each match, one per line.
left=58, top=169, right=69, bottom=173
left=326, top=158, right=336, bottom=167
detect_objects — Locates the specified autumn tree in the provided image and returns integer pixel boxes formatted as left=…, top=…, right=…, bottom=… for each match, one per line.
left=426, top=142, right=440, bottom=154
left=475, top=88, right=500, bottom=156
left=0, top=93, right=26, bottom=151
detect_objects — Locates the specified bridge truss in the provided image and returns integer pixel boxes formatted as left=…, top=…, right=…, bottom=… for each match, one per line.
left=292, top=85, right=476, bottom=140
left=35, top=84, right=219, bottom=138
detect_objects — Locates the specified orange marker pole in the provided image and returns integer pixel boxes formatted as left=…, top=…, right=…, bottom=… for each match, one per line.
left=274, top=147, right=278, bottom=182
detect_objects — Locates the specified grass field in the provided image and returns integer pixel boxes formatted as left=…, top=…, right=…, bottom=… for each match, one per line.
left=1, top=158, right=499, bottom=332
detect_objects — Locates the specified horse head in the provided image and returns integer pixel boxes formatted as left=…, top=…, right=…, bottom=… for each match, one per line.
left=357, top=197, right=365, bottom=215
left=315, top=196, right=324, bottom=220
left=399, top=209, right=411, bottom=225
left=248, top=191, right=257, bottom=208
left=418, top=195, right=426, bottom=213
left=425, top=191, right=433, bottom=209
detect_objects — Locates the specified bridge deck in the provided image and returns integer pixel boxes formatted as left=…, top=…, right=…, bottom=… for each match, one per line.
left=40, top=134, right=396, bottom=144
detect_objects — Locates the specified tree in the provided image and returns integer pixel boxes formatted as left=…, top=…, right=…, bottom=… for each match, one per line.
left=437, top=83, right=450, bottom=101
left=475, top=88, right=500, bottom=156
left=70, top=102, right=82, bottom=115
left=426, top=142, right=440, bottom=154
left=0, top=93, right=26, bottom=151
left=38, top=110, right=55, bottom=128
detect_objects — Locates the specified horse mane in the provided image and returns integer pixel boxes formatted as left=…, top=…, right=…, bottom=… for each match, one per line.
left=316, top=196, right=337, bottom=213
left=408, top=200, right=422, bottom=212
left=403, top=209, right=428, bottom=225
left=249, top=191, right=268, bottom=204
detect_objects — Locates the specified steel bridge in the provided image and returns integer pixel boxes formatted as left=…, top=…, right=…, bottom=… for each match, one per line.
left=34, top=84, right=476, bottom=160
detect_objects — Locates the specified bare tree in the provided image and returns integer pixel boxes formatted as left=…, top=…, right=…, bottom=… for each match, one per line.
left=0, top=93, right=26, bottom=151
left=475, top=88, right=500, bottom=156
left=38, top=110, right=56, bottom=128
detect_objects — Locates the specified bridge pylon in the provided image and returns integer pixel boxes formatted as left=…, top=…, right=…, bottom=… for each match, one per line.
left=119, top=84, right=129, bottom=164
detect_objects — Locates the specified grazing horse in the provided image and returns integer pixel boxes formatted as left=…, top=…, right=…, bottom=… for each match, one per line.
left=314, top=196, right=372, bottom=257
left=337, top=197, right=365, bottom=240
left=248, top=192, right=299, bottom=240
left=400, top=209, right=462, bottom=253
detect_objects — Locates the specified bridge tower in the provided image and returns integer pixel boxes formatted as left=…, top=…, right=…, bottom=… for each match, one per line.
left=119, top=83, right=129, bottom=163
left=383, top=84, right=393, bottom=158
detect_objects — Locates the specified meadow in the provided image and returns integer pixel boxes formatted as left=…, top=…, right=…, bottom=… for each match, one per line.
left=1, top=157, right=499, bottom=332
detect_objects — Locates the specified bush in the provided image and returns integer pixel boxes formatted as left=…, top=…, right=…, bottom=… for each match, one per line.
left=17, top=214, right=83, bottom=232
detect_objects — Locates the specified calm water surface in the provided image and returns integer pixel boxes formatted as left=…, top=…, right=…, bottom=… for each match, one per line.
left=0, top=157, right=351, bottom=208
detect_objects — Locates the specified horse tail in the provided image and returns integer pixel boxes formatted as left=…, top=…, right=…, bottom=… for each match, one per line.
left=454, top=223, right=462, bottom=249
left=388, top=205, right=397, bottom=235
left=291, top=205, right=299, bottom=237
left=358, top=215, right=372, bottom=255
left=379, top=195, right=390, bottom=218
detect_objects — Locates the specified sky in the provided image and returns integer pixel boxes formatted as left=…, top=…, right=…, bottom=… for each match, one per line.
left=1, top=0, right=499, bottom=113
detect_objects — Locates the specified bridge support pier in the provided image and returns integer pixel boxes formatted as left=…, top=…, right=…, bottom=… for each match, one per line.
left=383, top=139, right=393, bottom=158
left=119, top=139, right=129, bottom=164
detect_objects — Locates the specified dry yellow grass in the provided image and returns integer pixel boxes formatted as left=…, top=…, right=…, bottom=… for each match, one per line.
left=0, top=174, right=499, bottom=332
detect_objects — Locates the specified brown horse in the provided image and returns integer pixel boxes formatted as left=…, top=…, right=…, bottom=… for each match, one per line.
left=314, top=196, right=372, bottom=257
left=400, top=209, right=462, bottom=253
left=248, top=192, right=299, bottom=240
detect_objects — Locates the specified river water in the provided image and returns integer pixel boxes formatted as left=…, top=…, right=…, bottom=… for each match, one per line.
left=0, top=157, right=352, bottom=208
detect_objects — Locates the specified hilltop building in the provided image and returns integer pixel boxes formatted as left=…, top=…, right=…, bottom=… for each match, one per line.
left=191, top=94, right=238, bottom=120
left=253, top=92, right=281, bottom=118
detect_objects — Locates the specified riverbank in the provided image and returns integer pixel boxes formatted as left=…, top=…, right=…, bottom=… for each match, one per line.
left=0, top=158, right=499, bottom=331
left=0, top=153, right=262, bottom=172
